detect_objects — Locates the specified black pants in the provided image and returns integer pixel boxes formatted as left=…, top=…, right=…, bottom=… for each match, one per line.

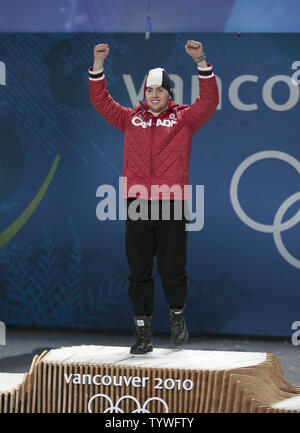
left=125, top=198, right=190, bottom=317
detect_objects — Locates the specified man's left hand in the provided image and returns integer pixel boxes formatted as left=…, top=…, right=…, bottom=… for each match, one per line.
left=184, top=40, right=204, bottom=58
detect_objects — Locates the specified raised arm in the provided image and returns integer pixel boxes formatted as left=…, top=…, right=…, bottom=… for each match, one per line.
left=182, top=40, right=219, bottom=133
left=88, top=43, right=130, bottom=132
left=93, top=43, right=109, bottom=72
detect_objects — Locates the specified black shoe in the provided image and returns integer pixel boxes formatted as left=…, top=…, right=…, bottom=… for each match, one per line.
left=130, top=316, right=153, bottom=355
left=169, top=306, right=189, bottom=346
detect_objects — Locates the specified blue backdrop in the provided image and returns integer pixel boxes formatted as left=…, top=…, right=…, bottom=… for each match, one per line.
left=0, top=32, right=299, bottom=337
left=1, top=0, right=300, bottom=32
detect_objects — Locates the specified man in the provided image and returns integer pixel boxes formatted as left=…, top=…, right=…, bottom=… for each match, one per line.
left=89, top=40, right=219, bottom=354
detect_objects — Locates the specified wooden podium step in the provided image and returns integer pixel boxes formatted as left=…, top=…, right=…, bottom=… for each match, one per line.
left=0, top=345, right=300, bottom=413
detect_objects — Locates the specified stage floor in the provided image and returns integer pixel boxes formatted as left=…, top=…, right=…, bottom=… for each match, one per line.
left=0, top=325, right=299, bottom=386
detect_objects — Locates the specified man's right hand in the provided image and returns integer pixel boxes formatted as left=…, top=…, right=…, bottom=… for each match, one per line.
left=93, top=43, right=110, bottom=71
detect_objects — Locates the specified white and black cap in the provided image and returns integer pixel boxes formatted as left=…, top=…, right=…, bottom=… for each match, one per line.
left=144, top=67, right=173, bottom=98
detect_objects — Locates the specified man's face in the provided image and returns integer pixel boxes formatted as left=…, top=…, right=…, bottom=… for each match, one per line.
left=145, top=85, right=171, bottom=115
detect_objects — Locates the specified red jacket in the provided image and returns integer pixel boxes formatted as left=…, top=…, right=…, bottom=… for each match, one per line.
left=89, top=64, right=219, bottom=200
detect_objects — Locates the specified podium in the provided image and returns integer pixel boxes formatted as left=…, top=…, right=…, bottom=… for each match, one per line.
left=1, top=345, right=300, bottom=413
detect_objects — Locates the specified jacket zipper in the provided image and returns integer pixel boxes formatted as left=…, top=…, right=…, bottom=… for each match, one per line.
left=178, top=154, right=184, bottom=183
left=151, top=120, right=155, bottom=177
left=150, top=117, right=156, bottom=199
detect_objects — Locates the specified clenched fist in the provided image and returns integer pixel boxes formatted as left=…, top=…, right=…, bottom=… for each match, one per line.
left=93, top=43, right=110, bottom=70
left=184, top=40, right=204, bottom=58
